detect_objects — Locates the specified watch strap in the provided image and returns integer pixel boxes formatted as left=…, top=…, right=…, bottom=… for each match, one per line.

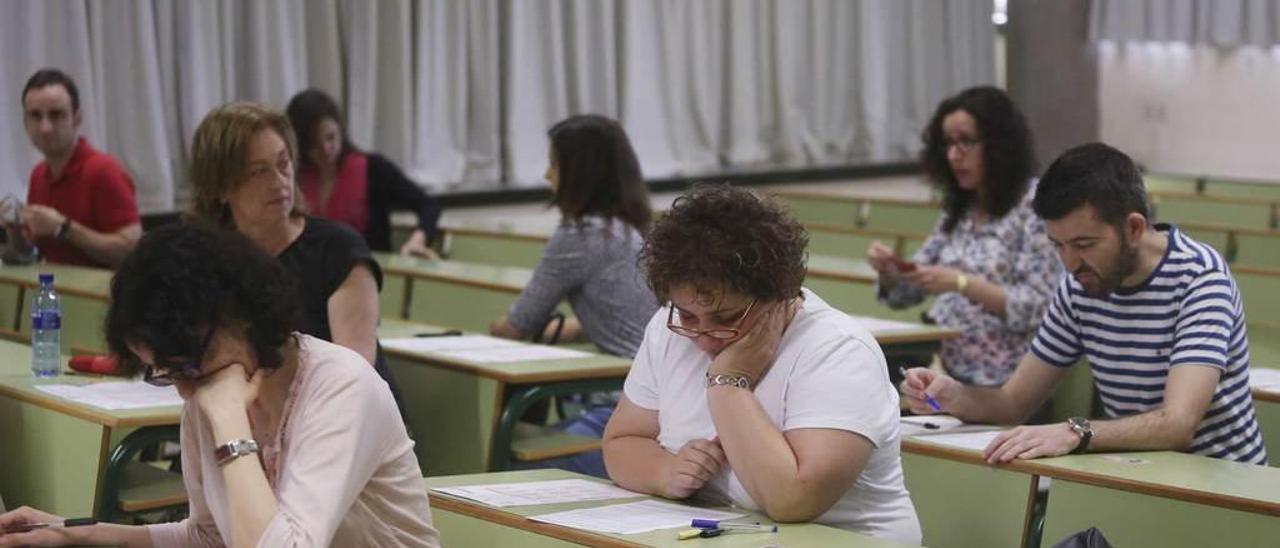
left=214, top=439, right=260, bottom=466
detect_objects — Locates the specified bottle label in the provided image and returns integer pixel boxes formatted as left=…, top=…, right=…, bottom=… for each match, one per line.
left=32, top=311, right=61, bottom=330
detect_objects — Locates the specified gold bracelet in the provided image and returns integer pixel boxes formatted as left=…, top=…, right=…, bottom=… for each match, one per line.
left=955, top=273, right=969, bottom=294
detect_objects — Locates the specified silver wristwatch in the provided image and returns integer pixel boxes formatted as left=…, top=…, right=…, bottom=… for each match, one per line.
left=214, top=439, right=260, bottom=466
left=706, top=373, right=751, bottom=390
left=1067, top=417, right=1093, bottom=454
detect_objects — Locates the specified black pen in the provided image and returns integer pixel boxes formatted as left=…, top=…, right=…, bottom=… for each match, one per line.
left=414, top=330, right=463, bottom=338
left=1, top=517, right=96, bottom=534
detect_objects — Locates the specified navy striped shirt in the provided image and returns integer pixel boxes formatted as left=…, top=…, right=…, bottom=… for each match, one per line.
left=1030, top=224, right=1267, bottom=465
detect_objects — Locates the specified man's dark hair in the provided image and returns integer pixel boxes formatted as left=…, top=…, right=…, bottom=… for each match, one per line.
left=1032, top=142, right=1150, bottom=226
left=641, top=184, right=807, bottom=303
left=548, top=114, right=652, bottom=232
left=921, top=86, right=1036, bottom=233
left=22, top=68, right=80, bottom=112
left=105, top=223, right=300, bottom=375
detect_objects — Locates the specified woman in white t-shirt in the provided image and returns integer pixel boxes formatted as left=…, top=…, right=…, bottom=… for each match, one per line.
left=603, top=185, right=921, bottom=544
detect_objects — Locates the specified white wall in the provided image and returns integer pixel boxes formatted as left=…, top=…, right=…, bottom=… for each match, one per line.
left=1099, top=41, right=1280, bottom=182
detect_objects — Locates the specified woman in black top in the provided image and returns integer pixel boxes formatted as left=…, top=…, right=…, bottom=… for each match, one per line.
left=287, top=89, right=441, bottom=257
left=186, top=101, right=399, bottom=400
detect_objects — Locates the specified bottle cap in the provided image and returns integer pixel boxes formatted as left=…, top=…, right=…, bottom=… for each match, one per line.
left=38, top=273, right=53, bottom=284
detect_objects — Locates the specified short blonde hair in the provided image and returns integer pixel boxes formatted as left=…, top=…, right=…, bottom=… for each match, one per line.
left=189, top=102, right=306, bottom=228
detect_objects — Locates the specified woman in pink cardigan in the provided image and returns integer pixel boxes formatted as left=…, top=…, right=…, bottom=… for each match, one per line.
left=0, top=224, right=440, bottom=548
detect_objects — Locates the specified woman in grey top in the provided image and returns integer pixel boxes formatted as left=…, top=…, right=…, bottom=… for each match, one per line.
left=490, top=114, right=658, bottom=477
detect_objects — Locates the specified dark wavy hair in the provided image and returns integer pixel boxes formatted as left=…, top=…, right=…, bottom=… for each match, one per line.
left=286, top=88, right=356, bottom=173
left=921, top=86, right=1036, bottom=233
left=1033, top=142, right=1150, bottom=227
left=22, top=68, right=80, bottom=112
left=548, top=114, right=652, bottom=232
left=641, top=184, right=807, bottom=303
left=105, top=223, right=300, bottom=376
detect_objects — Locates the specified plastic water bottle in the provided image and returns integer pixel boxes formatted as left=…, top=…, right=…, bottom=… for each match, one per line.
left=31, top=273, right=61, bottom=377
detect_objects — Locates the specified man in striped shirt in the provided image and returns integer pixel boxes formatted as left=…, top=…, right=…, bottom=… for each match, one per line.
left=902, top=143, right=1267, bottom=465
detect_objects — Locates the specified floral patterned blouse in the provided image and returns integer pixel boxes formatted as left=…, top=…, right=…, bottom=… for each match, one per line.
left=878, top=185, right=1063, bottom=386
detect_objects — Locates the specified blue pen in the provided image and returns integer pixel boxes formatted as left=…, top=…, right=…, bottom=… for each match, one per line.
left=898, top=367, right=943, bottom=412
left=691, top=519, right=778, bottom=533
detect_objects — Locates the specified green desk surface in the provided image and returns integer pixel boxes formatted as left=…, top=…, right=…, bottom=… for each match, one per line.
left=378, top=318, right=631, bottom=384
left=1250, top=323, right=1280, bottom=369
left=375, top=252, right=532, bottom=294
left=439, top=217, right=558, bottom=239
left=0, top=263, right=112, bottom=300
left=425, top=469, right=910, bottom=547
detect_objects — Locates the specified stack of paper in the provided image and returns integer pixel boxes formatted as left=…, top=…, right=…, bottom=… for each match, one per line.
left=529, top=500, right=747, bottom=535
left=1249, top=368, right=1280, bottom=392
left=433, top=479, right=640, bottom=507
left=35, top=381, right=182, bottom=410
left=382, top=335, right=593, bottom=363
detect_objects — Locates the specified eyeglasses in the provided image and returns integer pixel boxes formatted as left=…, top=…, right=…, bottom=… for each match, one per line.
left=666, top=299, right=757, bottom=340
left=945, top=136, right=982, bottom=154
left=142, top=329, right=218, bottom=387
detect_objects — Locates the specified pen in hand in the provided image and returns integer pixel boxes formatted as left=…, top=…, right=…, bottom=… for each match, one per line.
left=898, top=366, right=943, bottom=412
left=0, top=517, right=96, bottom=534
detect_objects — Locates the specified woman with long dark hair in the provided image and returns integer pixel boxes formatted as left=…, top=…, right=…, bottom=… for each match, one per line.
left=867, top=86, right=1062, bottom=386
left=490, top=114, right=658, bottom=477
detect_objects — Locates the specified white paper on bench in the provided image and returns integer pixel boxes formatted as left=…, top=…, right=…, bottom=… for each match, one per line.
left=529, top=499, right=747, bottom=535
left=912, top=430, right=1004, bottom=452
left=1248, top=368, right=1280, bottom=391
left=381, top=335, right=522, bottom=354
left=850, top=315, right=923, bottom=333
left=438, top=345, right=593, bottom=363
left=35, top=381, right=182, bottom=410
left=434, top=479, right=640, bottom=507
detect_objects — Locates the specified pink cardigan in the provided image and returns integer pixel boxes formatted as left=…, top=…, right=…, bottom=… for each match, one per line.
left=148, top=335, right=440, bottom=547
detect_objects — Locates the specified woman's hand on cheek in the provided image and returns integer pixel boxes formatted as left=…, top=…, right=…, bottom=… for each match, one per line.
left=708, top=299, right=797, bottom=385
left=193, top=363, right=263, bottom=426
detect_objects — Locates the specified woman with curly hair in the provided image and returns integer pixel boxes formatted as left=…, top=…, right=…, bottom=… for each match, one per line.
left=867, top=86, right=1062, bottom=387
left=0, top=225, right=440, bottom=547
left=603, top=185, right=921, bottom=544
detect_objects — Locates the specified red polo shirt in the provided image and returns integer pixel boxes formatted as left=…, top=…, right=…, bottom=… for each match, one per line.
left=27, top=137, right=140, bottom=267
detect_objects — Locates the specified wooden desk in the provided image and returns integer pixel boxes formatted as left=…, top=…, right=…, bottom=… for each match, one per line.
left=901, top=434, right=1040, bottom=548
left=0, top=340, right=181, bottom=517
left=426, top=469, right=908, bottom=547
left=379, top=319, right=629, bottom=475
left=903, top=431, right=1280, bottom=548
left=439, top=218, right=556, bottom=270
left=0, top=263, right=112, bottom=353
left=1034, top=452, right=1280, bottom=547
left=375, top=253, right=537, bottom=331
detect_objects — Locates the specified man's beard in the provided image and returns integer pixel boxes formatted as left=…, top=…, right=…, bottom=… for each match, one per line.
left=1076, top=233, right=1139, bottom=297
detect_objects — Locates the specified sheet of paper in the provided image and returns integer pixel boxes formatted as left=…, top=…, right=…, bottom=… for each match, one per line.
left=850, top=315, right=922, bottom=333
left=35, top=381, right=182, bottom=410
left=899, top=415, right=965, bottom=436
left=529, top=500, right=747, bottom=535
left=913, top=430, right=1004, bottom=452
left=434, top=479, right=641, bottom=507
left=1249, top=368, right=1280, bottom=391
left=438, top=345, right=593, bottom=363
left=381, top=335, right=522, bottom=354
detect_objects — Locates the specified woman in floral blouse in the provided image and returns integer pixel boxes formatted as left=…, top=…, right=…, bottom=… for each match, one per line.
left=867, top=86, right=1062, bottom=386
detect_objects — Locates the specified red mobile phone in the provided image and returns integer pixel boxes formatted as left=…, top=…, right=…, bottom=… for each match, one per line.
left=892, top=257, right=918, bottom=273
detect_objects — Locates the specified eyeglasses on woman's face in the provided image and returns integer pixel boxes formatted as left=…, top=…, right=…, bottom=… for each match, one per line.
left=666, top=298, right=757, bottom=340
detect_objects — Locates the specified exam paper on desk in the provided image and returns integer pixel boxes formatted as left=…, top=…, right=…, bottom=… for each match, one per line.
left=529, top=500, right=746, bottom=535
left=433, top=479, right=641, bottom=507
left=35, top=381, right=183, bottom=410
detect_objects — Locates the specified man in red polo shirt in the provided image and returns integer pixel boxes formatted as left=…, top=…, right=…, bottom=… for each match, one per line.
left=3, top=68, right=140, bottom=268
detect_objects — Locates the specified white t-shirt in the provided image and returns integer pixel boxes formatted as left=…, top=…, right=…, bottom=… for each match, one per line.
left=624, top=289, right=922, bottom=545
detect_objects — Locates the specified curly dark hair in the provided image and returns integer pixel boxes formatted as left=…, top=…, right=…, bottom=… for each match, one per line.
left=105, top=223, right=300, bottom=376
left=921, top=86, right=1036, bottom=233
left=548, top=114, right=652, bottom=232
left=641, top=184, right=807, bottom=303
